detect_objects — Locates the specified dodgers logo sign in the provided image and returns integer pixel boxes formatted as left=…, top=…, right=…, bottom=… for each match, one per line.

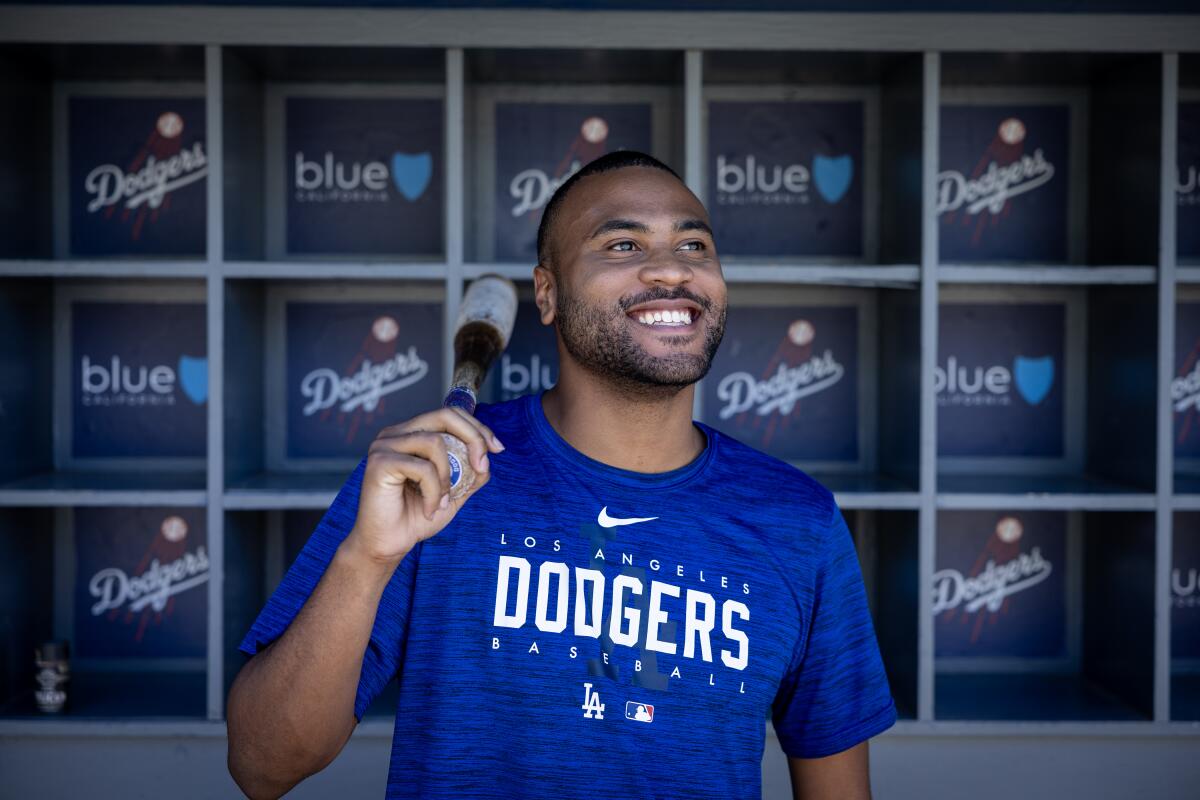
left=286, top=97, right=442, bottom=256
left=1179, top=102, right=1200, bottom=259
left=1173, top=302, right=1200, bottom=458
left=286, top=302, right=443, bottom=459
left=937, top=303, right=1065, bottom=458
left=494, top=103, right=652, bottom=262
left=934, top=511, right=1066, bottom=659
left=702, top=305, right=858, bottom=462
left=74, top=507, right=208, bottom=660
left=938, top=105, right=1069, bottom=262
left=68, top=96, right=207, bottom=256
left=707, top=100, right=864, bottom=257
left=72, top=301, right=207, bottom=459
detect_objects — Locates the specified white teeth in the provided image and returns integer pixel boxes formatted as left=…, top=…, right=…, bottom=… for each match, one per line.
left=634, top=308, right=695, bottom=326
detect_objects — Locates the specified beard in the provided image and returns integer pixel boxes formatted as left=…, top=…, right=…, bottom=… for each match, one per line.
left=555, top=284, right=727, bottom=394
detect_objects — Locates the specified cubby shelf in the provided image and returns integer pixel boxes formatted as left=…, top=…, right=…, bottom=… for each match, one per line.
left=0, top=29, right=1193, bottom=745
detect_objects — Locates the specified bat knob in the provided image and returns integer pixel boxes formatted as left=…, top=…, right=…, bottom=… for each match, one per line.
left=442, top=433, right=476, bottom=500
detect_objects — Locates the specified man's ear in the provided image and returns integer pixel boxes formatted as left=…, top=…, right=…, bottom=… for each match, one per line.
left=532, top=264, right=557, bottom=326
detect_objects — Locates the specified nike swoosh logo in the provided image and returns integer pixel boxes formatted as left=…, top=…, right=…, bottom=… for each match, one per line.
left=597, top=506, right=659, bottom=528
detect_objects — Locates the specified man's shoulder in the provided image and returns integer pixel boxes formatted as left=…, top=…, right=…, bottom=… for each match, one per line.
left=472, top=395, right=529, bottom=431
left=701, top=423, right=837, bottom=520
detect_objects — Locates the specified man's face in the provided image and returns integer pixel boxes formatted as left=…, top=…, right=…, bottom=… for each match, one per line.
left=536, top=166, right=727, bottom=392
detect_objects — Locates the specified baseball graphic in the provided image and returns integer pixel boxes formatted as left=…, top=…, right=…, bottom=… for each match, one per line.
left=372, top=315, right=399, bottom=343
left=998, top=117, right=1026, bottom=146
left=161, top=515, right=189, bottom=543
left=581, top=116, right=609, bottom=144
left=995, top=515, right=1024, bottom=544
left=788, top=319, right=815, bottom=347
left=156, top=111, right=184, bottom=139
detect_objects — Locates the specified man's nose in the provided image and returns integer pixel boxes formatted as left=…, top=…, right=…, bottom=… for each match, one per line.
left=637, top=247, right=694, bottom=286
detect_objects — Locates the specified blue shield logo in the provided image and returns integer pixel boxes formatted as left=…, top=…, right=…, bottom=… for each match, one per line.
left=178, top=355, right=208, bottom=405
left=1014, top=355, right=1054, bottom=405
left=813, top=154, right=853, bottom=204
left=391, top=152, right=432, bottom=201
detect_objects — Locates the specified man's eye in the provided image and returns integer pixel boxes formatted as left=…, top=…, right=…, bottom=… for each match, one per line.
left=679, top=241, right=706, bottom=251
left=610, top=241, right=637, bottom=252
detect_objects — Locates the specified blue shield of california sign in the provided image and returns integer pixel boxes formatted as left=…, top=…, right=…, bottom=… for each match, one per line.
left=708, top=100, right=864, bottom=257
left=285, top=96, right=443, bottom=256
left=72, top=301, right=207, bottom=459
left=937, top=303, right=1065, bottom=458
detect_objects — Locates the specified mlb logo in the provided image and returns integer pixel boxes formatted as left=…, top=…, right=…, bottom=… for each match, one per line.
left=625, top=701, right=654, bottom=723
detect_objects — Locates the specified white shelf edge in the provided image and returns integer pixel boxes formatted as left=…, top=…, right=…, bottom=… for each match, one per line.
left=938, top=264, right=1157, bottom=285
left=0, top=490, right=208, bottom=508
left=935, top=493, right=1158, bottom=511
left=0, top=260, right=209, bottom=278
left=221, top=261, right=449, bottom=280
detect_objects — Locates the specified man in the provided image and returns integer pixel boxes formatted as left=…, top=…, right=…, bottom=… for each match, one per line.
left=227, top=151, right=896, bottom=799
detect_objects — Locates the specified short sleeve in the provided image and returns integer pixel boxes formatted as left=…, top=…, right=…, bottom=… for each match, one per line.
left=237, top=456, right=421, bottom=722
left=771, top=502, right=897, bottom=758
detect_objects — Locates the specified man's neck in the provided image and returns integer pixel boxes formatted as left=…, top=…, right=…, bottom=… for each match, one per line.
left=540, top=369, right=705, bottom=474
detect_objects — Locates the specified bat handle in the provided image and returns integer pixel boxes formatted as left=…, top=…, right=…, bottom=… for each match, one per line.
left=443, top=385, right=477, bottom=416
left=441, top=384, right=479, bottom=501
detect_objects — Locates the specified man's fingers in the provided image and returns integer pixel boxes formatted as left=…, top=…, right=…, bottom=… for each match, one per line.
left=379, top=408, right=499, bottom=475
left=365, top=449, right=447, bottom=520
left=370, top=432, right=451, bottom=496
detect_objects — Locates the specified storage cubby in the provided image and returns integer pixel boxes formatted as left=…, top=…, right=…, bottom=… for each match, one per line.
left=698, top=284, right=920, bottom=498
left=464, top=48, right=683, bottom=267
left=221, top=46, right=447, bottom=266
left=0, top=505, right=208, bottom=719
left=847, top=508, right=919, bottom=720
left=223, top=509, right=397, bottom=719
left=1172, top=512, right=1200, bottom=721
left=0, top=277, right=207, bottom=503
left=934, top=509, right=1154, bottom=721
left=701, top=51, right=923, bottom=270
left=0, top=43, right=208, bottom=263
left=936, top=283, right=1157, bottom=498
left=938, top=53, right=1161, bottom=270
left=1179, top=54, right=1199, bottom=267
left=223, top=279, right=445, bottom=507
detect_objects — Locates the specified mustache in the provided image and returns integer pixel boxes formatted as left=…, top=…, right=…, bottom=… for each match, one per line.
left=618, top=286, right=716, bottom=314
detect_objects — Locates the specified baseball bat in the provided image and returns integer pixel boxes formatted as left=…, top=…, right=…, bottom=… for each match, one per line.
left=442, top=274, right=518, bottom=499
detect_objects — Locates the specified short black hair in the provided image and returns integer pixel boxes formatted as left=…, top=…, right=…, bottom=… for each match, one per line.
left=536, top=150, right=683, bottom=270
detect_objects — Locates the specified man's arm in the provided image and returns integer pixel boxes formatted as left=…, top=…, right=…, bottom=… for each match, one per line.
left=226, top=535, right=397, bottom=799
left=787, top=741, right=872, bottom=800
left=226, top=407, right=504, bottom=799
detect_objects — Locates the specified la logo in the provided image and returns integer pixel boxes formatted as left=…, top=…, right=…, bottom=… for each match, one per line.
left=581, top=682, right=605, bottom=720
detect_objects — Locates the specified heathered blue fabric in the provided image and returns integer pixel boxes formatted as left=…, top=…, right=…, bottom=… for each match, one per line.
left=239, top=392, right=896, bottom=798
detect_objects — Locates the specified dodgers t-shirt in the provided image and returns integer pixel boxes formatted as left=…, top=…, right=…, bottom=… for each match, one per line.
left=239, top=392, right=896, bottom=798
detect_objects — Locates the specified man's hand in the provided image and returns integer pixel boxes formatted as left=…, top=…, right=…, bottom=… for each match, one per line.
left=348, top=406, right=505, bottom=566
left=787, top=742, right=872, bottom=800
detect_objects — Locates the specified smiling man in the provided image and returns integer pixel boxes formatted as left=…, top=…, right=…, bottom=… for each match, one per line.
left=227, top=151, right=896, bottom=800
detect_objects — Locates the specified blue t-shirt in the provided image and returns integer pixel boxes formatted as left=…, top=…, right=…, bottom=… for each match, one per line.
left=239, top=392, right=896, bottom=798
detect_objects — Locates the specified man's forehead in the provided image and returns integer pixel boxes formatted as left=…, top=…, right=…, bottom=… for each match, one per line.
left=562, top=167, right=709, bottom=230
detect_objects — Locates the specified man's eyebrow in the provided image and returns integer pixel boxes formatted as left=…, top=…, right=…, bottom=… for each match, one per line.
left=587, top=218, right=651, bottom=240
left=675, top=218, right=713, bottom=236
